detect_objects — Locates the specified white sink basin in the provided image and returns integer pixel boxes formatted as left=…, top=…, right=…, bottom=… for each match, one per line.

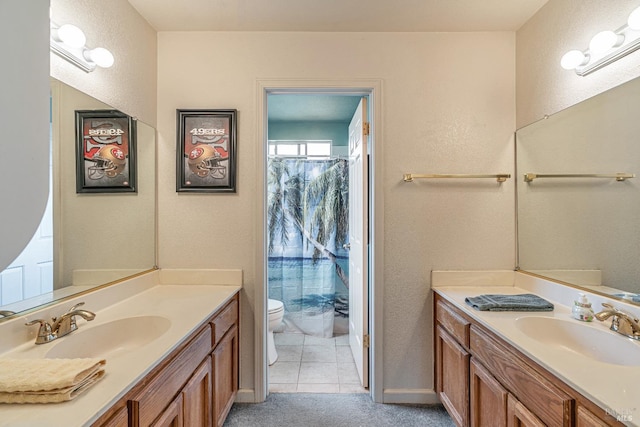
left=515, top=316, right=640, bottom=367
left=46, top=316, right=171, bottom=360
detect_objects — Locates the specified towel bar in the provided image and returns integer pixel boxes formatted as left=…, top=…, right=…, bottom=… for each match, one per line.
left=524, top=173, right=635, bottom=182
left=403, top=173, right=511, bottom=183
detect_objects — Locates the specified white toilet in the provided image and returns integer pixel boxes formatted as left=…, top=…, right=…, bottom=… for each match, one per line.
left=267, top=299, right=284, bottom=365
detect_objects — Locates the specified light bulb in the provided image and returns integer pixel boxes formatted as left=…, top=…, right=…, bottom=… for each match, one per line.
left=561, top=50, right=588, bottom=70
left=56, top=24, right=86, bottom=49
left=589, top=30, right=624, bottom=54
left=628, top=6, right=640, bottom=30
left=84, top=48, right=114, bottom=68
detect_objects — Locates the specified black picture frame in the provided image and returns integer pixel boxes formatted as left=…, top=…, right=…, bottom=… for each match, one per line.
left=75, top=110, right=137, bottom=193
left=176, top=109, right=237, bottom=193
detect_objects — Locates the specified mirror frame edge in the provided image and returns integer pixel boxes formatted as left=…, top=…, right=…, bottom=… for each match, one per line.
left=0, top=267, right=159, bottom=323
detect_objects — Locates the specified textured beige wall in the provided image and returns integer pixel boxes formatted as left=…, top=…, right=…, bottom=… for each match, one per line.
left=157, top=31, right=516, bottom=398
left=516, top=0, right=640, bottom=128
left=50, top=0, right=157, bottom=126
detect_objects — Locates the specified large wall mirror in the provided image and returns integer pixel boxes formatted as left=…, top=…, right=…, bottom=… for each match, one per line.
left=516, top=75, right=640, bottom=305
left=0, top=79, right=156, bottom=321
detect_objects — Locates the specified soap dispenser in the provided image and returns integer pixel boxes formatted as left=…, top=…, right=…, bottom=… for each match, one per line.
left=572, top=293, right=594, bottom=322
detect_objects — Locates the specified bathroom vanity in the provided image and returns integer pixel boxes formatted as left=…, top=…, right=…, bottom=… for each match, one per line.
left=0, top=270, right=241, bottom=427
left=433, top=271, right=640, bottom=427
left=95, top=293, right=238, bottom=427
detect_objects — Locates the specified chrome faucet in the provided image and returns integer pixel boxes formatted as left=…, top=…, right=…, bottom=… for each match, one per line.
left=25, top=302, right=96, bottom=344
left=595, top=303, right=640, bottom=341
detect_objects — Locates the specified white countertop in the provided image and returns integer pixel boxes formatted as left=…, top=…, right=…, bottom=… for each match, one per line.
left=434, top=280, right=640, bottom=427
left=0, top=282, right=240, bottom=427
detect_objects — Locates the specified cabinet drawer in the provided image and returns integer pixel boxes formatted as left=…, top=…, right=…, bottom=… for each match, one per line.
left=212, top=297, right=238, bottom=347
left=470, top=326, right=573, bottom=427
left=576, top=404, right=626, bottom=427
left=96, top=405, right=128, bottom=427
left=436, top=299, right=470, bottom=348
left=131, top=326, right=212, bottom=427
left=577, top=406, right=610, bottom=427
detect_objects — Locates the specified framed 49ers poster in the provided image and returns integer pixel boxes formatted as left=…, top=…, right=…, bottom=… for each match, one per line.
left=75, top=110, right=137, bottom=193
left=176, top=109, right=237, bottom=193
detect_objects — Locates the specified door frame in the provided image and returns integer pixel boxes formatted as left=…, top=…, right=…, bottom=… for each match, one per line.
left=254, top=78, right=384, bottom=402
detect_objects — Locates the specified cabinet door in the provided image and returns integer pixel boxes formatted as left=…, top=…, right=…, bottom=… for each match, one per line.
left=212, top=325, right=239, bottom=427
left=470, top=358, right=507, bottom=427
left=436, top=325, right=470, bottom=427
left=182, top=358, right=213, bottom=427
left=507, top=394, right=545, bottom=427
left=151, top=394, right=183, bottom=427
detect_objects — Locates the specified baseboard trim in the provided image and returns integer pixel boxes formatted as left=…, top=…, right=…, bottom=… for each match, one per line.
left=383, top=388, right=441, bottom=404
left=235, top=389, right=256, bottom=403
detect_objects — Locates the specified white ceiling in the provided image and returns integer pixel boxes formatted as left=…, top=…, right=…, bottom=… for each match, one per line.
left=127, top=0, right=548, bottom=32
left=128, top=0, right=549, bottom=122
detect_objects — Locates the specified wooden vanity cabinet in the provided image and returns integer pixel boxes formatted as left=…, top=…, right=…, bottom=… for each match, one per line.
left=91, top=293, right=239, bottom=427
left=470, top=358, right=507, bottom=427
left=576, top=405, right=614, bottom=427
left=435, top=325, right=470, bottom=426
left=470, top=326, right=573, bottom=426
left=211, top=297, right=239, bottom=427
left=151, top=394, right=183, bottom=427
left=131, top=327, right=212, bottom=426
left=181, top=358, right=213, bottom=426
left=98, top=404, right=128, bottom=427
left=471, top=357, right=543, bottom=427
left=434, top=293, right=623, bottom=427
left=212, top=325, right=238, bottom=427
left=506, top=394, right=545, bottom=427
left=435, top=299, right=471, bottom=427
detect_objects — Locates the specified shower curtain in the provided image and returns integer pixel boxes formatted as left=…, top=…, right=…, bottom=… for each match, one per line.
left=267, top=157, right=349, bottom=338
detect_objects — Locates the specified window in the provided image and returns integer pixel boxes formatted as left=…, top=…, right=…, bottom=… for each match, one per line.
left=268, top=140, right=332, bottom=158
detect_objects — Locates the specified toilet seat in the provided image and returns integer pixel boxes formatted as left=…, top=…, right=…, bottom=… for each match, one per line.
left=268, top=299, right=284, bottom=314
left=267, top=299, right=284, bottom=365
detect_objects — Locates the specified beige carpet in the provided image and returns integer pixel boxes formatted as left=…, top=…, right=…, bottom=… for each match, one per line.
left=224, top=393, right=454, bottom=427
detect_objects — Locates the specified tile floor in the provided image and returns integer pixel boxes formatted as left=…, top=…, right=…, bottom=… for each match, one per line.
left=269, top=332, right=368, bottom=394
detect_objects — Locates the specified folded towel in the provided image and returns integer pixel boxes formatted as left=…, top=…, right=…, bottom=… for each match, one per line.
left=0, top=369, right=105, bottom=403
left=465, top=294, right=554, bottom=312
left=0, top=358, right=105, bottom=404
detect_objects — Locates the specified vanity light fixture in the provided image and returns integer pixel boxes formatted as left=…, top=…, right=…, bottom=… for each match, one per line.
left=561, top=6, right=640, bottom=76
left=50, top=22, right=114, bottom=72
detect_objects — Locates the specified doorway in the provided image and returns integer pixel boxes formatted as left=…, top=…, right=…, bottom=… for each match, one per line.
left=260, top=86, right=375, bottom=397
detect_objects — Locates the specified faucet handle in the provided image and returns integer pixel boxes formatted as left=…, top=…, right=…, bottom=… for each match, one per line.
left=67, top=302, right=85, bottom=313
left=599, top=302, right=639, bottom=321
left=25, top=319, right=55, bottom=344
left=25, top=319, right=51, bottom=329
left=52, top=303, right=86, bottom=324
left=596, top=303, right=640, bottom=339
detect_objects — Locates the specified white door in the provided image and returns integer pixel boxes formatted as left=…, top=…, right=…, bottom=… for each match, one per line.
left=347, top=97, right=369, bottom=387
left=1, top=180, right=53, bottom=305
